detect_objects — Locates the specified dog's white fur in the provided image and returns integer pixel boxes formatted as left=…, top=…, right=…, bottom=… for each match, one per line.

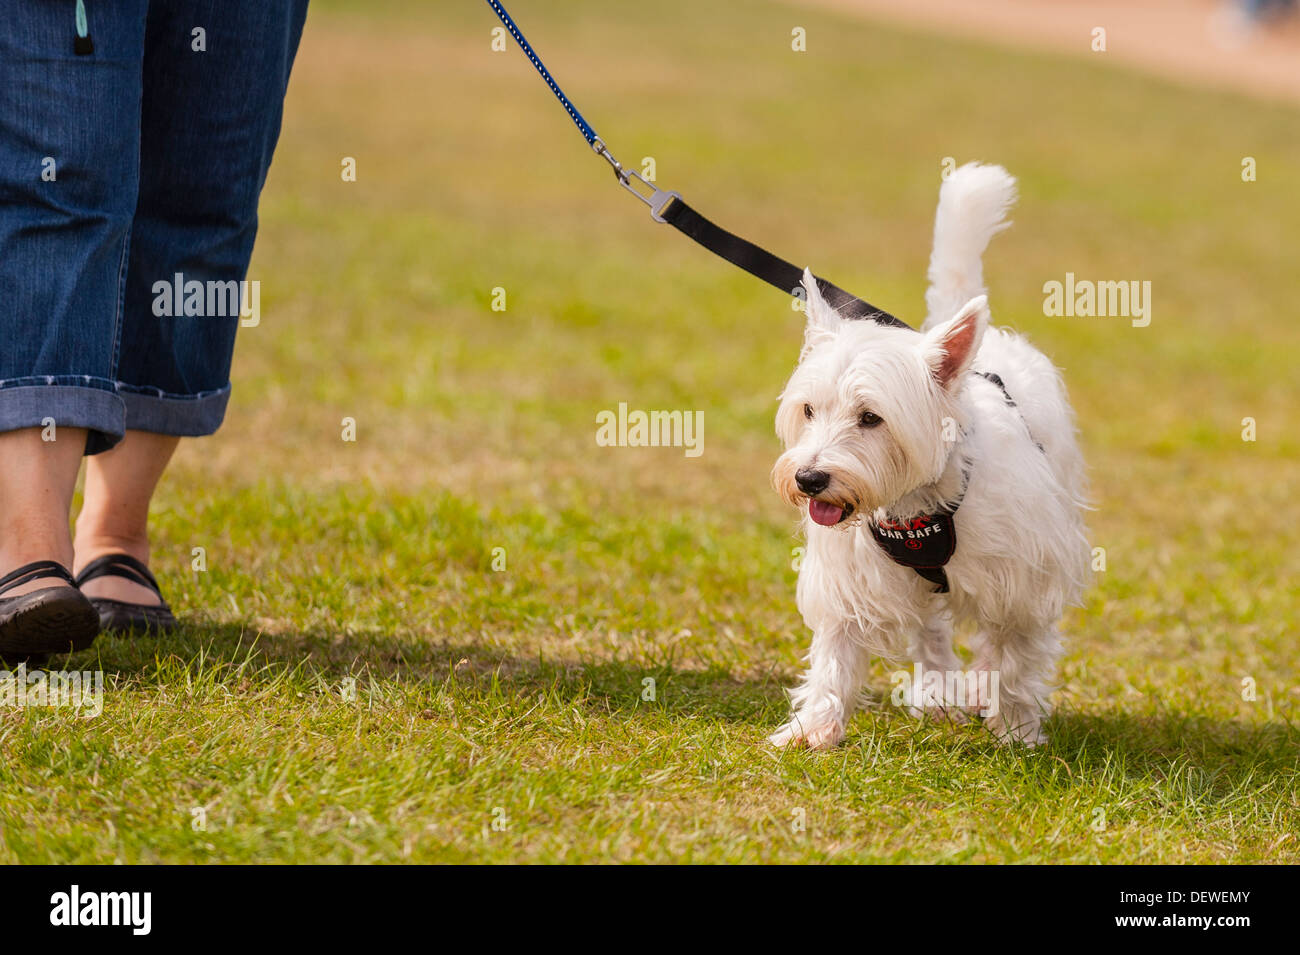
left=769, top=163, right=1089, bottom=749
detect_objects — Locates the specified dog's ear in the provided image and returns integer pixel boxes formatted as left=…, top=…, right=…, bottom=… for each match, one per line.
left=923, top=295, right=989, bottom=391
left=800, top=268, right=841, bottom=348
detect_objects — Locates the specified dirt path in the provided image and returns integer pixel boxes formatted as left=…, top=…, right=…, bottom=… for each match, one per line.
left=793, top=0, right=1300, bottom=105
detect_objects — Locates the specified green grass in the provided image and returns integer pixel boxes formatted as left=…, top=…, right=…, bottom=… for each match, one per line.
left=1, top=0, right=1297, bottom=863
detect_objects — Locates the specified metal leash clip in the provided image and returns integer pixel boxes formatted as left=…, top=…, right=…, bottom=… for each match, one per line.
left=592, top=138, right=681, bottom=223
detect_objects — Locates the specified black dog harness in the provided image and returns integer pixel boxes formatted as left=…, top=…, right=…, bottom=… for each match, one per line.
left=868, top=372, right=1035, bottom=593
left=870, top=501, right=962, bottom=593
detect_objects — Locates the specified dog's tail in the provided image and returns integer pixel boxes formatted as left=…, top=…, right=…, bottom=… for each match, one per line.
left=923, top=163, right=1017, bottom=332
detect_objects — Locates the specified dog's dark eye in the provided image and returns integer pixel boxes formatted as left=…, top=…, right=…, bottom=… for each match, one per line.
left=803, top=403, right=814, bottom=420
left=858, top=410, right=883, bottom=428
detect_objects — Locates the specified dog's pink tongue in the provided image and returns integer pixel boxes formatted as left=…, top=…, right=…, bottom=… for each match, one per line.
left=808, top=500, right=845, bottom=526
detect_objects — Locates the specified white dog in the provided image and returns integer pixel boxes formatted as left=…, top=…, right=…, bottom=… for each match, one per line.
left=769, top=163, right=1089, bottom=749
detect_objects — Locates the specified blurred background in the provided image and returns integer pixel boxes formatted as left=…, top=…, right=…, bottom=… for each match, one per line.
left=808, top=0, right=1300, bottom=102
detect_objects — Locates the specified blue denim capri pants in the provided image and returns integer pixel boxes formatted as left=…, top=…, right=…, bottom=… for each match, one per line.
left=0, top=1, right=309, bottom=454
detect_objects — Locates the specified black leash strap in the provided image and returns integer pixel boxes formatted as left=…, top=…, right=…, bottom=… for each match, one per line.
left=659, top=196, right=906, bottom=326
left=484, top=0, right=907, bottom=328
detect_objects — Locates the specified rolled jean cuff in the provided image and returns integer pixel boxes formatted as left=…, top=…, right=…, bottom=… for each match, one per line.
left=0, top=381, right=125, bottom=454
left=119, top=383, right=231, bottom=438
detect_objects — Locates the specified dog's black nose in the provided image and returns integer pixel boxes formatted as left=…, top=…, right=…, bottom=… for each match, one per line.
left=795, top=468, right=831, bottom=496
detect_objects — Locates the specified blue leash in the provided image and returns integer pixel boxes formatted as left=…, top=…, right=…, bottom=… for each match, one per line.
left=484, top=0, right=597, bottom=145
left=481, top=0, right=905, bottom=326
left=484, top=0, right=681, bottom=222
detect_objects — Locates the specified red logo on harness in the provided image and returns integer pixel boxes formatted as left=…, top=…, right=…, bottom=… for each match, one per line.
left=879, top=515, right=932, bottom=533
left=904, top=539, right=923, bottom=550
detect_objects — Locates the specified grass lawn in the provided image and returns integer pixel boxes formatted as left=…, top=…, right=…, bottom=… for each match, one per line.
left=1, top=0, right=1296, bottom=863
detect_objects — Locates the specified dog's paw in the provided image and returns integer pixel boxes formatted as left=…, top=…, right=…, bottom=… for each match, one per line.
left=768, top=718, right=844, bottom=751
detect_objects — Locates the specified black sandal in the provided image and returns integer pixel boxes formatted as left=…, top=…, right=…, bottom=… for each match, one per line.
left=75, top=553, right=178, bottom=635
left=0, top=560, right=100, bottom=660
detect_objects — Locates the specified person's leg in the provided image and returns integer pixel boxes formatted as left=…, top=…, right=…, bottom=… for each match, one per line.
left=0, top=4, right=149, bottom=627
left=0, top=428, right=88, bottom=598
left=73, top=431, right=179, bottom=606
left=73, top=1, right=309, bottom=614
